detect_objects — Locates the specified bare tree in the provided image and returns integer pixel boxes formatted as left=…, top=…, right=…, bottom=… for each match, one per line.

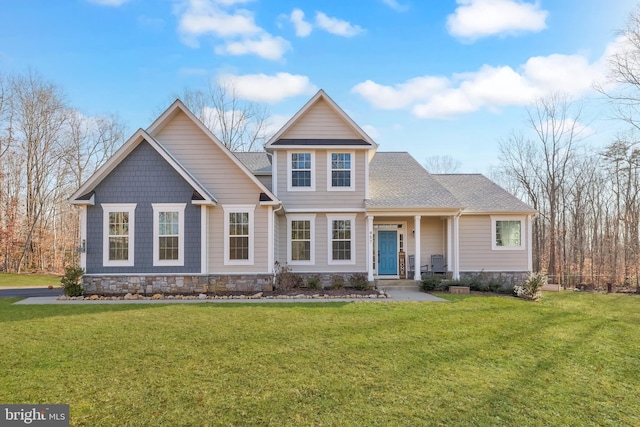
left=171, top=83, right=271, bottom=152
left=423, top=155, right=462, bottom=174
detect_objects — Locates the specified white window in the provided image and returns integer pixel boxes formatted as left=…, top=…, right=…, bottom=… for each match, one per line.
left=102, top=204, right=136, bottom=267
left=223, top=205, right=255, bottom=265
left=287, top=214, right=316, bottom=265
left=152, top=204, right=185, bottom=266
left=287, top=151, right=315, bottom=191
left=327, top=214, right=356, bottom=265
left=327, top=151, right=354, bottom=191
left=491, top=216, right=525, bottom=250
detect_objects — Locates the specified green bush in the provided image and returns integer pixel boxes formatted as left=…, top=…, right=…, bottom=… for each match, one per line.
left=61, top=265, right=84, bottom=297
left=349, top=273, right=371, bottom=291
left=514, top=272, right=546, bottom=301
left=421, top=276, right=442, bottom=292
left=306, top=275, right=322, bottom=290
left=330, top=275, right=345, bottom=290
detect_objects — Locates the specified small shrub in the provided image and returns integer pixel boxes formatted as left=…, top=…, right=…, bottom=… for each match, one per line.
left=330, top=275, right=345, bottom=290
left=274, top=262, right=304, bottom=290
left=514, top=272, right=546, bottom=301
left=61, top=265, right=84, bottom=297
left=349, top=273, right=371, bottom=291
left=421, top=276, right=442, bottom=292
left=306, top=275, right=322, bottom=290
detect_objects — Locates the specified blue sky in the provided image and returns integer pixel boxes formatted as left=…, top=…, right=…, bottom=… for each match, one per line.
left=1, top=0, right=638, bottom=173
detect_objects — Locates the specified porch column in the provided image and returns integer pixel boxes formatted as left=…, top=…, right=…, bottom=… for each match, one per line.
left=200, top=205, right=208, bottom=274
left=452, top=213, right=460, bottom=280
left=367, top=215, right=374, bottom=281
left=447, top=217, right=452, bottom=275
left=79, top=205, right=87, bottom=270
left=527, top=214, right=533, bottom=272
left=414, top=215, right=421, bottom=281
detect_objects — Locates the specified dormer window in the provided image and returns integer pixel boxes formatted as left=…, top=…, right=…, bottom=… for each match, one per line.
left=328, top=151, right=355, bottom=191
left=288, top=151, right=315, bottom=191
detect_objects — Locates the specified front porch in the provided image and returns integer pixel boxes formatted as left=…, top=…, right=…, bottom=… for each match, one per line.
left=366, top=213, right=461, bottom=281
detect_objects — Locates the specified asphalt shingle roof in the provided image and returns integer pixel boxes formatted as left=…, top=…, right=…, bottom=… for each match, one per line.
left=433, top=174, right=535, bottom=213
left=367, top=152, right=463, bottom=209
left=234, top=152, right=272, bottom=175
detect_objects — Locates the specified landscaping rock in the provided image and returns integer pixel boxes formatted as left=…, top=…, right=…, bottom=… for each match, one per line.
left=151, top=293, right=164, bottom=300
left=198, top=293, right=207, bottom=300
left=124, top=293, right=133, bottom=300
left=251, top=292, right=263, bottom=299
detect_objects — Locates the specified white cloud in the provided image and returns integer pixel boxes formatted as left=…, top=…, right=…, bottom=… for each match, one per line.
left=174, top=0, right=288, bottom=60
left=216, top=34, right=290, bottom=60
left=218, top=73, right=317, bottom=103
left=353, top=48, right=609, bottom=119
left=352, top=76, right=450, bottom=109
left=263, top=114, right=292, bottom=137
left=315, top=12, right=364, bottom=37
left=381, top=0, right=409, bottom=12
left=85, top=0, right=130, bottom=6
left=447, top=0, right=548, bottom=41
left=361, top=124, right=380, bottom=139
left=290, top=9, right=312, bottom=37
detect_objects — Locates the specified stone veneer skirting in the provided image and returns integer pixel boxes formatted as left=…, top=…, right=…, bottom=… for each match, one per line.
left=458, top=271, right=530, bottom=285
left=82, top=272, right=365, bottom=295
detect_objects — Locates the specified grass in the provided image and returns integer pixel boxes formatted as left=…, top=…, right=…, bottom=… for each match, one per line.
left=0, top=272, right=61, bottom=287
left=1, top=292, right=639, bottom=426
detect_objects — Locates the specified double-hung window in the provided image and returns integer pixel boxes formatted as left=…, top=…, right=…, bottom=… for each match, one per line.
left=223, top=205, right=255, bottom=265
left=328, top=152, right=354, bottom=190
left=152, top=204, right=185, bottom=266
left=327, top=214, right=356, bottom=264
left=288, top=215, right=315, bottom=264
left=288, top=152, right=315, bottom=191
left=102, top=204, right=136, bottom=267
left=491, top=216, right=525, bottom=250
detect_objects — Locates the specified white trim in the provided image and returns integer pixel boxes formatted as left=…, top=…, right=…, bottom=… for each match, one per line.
left=447, top=217, right=452, bottom=274
left=102, top=203, right=136, bottom=267
left=80, top=206, right=87, bottom=270
left=152, top=203, right=185, bottom=267
left=453, top=214, right=460, bottom=280
left=201, top=205, right=208, bottom=274
left=327, top=151, right=355, bottom=191
left=413, top=216, right=421, bottom=281
left=491, top=215, right=526, bottom=251
left=364, top=153, right=370, bottom=200
left=367, top=215, right=374, bottom=281
left=287, top=151, right=316, bottom=191
left=223, top=204, right=255, bottom=266
left=286, top=214, right=316, bottom=265
left=327, top=214, right=357, bottom=265
left=272, top=152, right=278, bottom=194
left=527, top=214, right=533, bottom=271
left=267, top=206, right=274, bottom=274
left=285, top=208, right=367, bottom=213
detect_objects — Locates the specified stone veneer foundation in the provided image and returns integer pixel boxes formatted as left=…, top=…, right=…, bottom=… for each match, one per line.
left=458, top=271, right=530, bottom=285
left=82, top=272, right=365, bottom=295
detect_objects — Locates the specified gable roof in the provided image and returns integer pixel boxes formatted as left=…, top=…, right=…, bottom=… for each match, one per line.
left=433, top=174, right=536, bottom=214
left=68, top=128, right=216, bottom=206
left=367, top=152, right=463, bottom=210
left=146, top=99, right=279, bottom=205
left=265, top=89, right=378, bottom=150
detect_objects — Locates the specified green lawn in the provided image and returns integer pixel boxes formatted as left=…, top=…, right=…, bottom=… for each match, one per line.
left=1, top=293, right=638, bottom=426
left=0, top=272, right=60, bottom=287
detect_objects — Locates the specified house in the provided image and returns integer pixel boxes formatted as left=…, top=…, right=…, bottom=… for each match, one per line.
left=69, top=90, right=535, bottom=294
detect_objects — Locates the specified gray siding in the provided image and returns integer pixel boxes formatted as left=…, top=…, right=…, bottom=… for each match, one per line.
left=274, top=149, right=367, bottom=210
left=86, top=141, right=201, bottom=274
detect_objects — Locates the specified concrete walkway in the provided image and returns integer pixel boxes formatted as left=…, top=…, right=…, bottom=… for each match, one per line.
left=13, top=289, right=447, bottom=305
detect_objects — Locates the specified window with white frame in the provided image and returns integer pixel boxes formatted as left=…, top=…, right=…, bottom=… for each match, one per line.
left=152, top=203, right=185, bottom=266
left=491, top=216, right=525, bottom=250
left=327, top=214, right=356, bottom=264
left=223, top=205, right=255, bottom=264
left=102, top=204, right=136, bottom=267
left=288, top=152, right=315, bottom=191
left=328, top=152, right=354, bottom=190
left=288, top=215, right=315, bottom=264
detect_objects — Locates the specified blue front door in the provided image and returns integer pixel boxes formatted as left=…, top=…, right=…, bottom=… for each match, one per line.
left=378, top=231, right=397, bottom=275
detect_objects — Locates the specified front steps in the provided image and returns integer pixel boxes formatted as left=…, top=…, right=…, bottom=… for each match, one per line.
left=375, top=279, right=421, bottom=292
